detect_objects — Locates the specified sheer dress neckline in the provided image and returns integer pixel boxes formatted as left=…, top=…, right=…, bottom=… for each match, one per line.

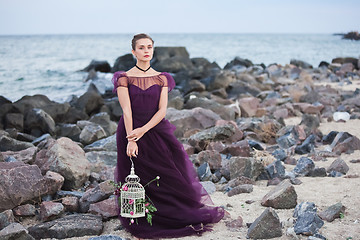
left=123, top=72, right=164, bottom=78
left=116, top=71, right=169, bottom=91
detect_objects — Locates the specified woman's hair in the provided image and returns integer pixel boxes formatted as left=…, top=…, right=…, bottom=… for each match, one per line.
left=132, top=33, right=154, bottom=50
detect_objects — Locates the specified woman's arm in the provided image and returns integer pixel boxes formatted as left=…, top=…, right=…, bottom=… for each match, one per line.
left=117, top=86, right=133, bottom=139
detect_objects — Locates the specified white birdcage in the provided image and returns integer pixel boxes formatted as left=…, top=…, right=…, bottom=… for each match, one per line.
left=120, top=157, right=145, bottom=218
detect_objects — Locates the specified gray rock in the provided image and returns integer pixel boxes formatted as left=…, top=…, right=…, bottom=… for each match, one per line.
left=290, top=59, right=313, bottom=69
left=293, top=202, right=317, bottom=218
left=264, top=160, right=285, bottom=179
left=72, top=91, right=104, bottom=116
left=300, top=114, right=320, bottom=136
left=166, top=107, right=221, bottom=138
left=183, top=79, right=206, bottom=95
left=327, top=158, right=349, bottom=175
left=261, top=179, right=297, bottom=209
left=31, top=133, right=52, bottom=146
left=112, top=54, right=135, bottom=72
left=89, top=112, right=117, bottom=136
left=0, top=135, right=34, bottom=152
left=293, top=157, right=315, bottom=177
left=56, top=123, right=81, bottom=142
left=227, top=184, right=253, bottom=197
left=0, top=210, right=14, bottom=231
left=197, top=162, right=212, bottom=181
left=195, top=150, right=222, bottom=170
left=84, top=134, right=117, bottom=152
left=12, top=204, right=36, bottom=217
left=86, top=151, right=117, bottom=166
left=295, top=135, right=315, bottom=155
left=205, top=71, right=236, bottom=91
left=89, top=235, right=127, bottom=240
left=294, top=211, right=324, bottom=236
left=307, top=167, right=327, bottom=177
left=272, top=148, right=287, bottom=162
left=200, top=181, right=216, bottom=194
left=24, top=108, right=56, bottom=136
left=56, top=190, right=84, bottom=199
left=2, top=147, right=37, bottom=164
left=79, top=180, right=116, bottom=212
left=228, top=156, right=263, bottom=181
left=328, top=170, right=343, bottom=177
left=5, top=113, right=24, bottom=131
left=28, top=214, right=103, bottom=239
left=80, top=123, right=107, bottom=145
left=39, top=201, right=65, bottom=222
left=318, top=202, right=345, bottom=222
left=247, top=207, right=282, bottom=239
left=0, top=223, right=34, bottom=240
left=81, top=60, right=111, bottom=73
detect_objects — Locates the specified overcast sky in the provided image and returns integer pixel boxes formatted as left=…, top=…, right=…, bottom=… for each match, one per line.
left=0, top=0, right=359, bottom=35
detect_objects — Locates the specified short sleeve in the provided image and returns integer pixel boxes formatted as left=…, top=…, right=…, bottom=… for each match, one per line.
left=111, top=71, right=128, bottom=93
left=160, top=72, right=176, bottom=93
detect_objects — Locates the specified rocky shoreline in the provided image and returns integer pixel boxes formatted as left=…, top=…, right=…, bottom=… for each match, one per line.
left=1, top=47, right=360, bottom=240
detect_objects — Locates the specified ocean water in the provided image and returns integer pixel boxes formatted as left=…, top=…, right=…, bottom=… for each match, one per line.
left=0, top=33, right=359, bottom=102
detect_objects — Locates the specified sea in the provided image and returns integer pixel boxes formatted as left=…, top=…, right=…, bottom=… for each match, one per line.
left=0, top=33, right=359, bottom=103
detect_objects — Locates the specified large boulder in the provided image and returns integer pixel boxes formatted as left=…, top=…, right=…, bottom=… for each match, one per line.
left=34, top=137, right=90, bottom=190
left=0, top=162, right=60, bottom=211
left=24, top=108, right=56, bottom=136
left=81, top=60, right=111, bottom=73
left=0, top=223, right=35, bottom=240
left=166, top=107, right=221, bottom=138
left=72, top=90, right=104, bottom=116
left=89, top=112, right=117, bottom=136
left=111, top=54, right=136, bottom=72
left=28, top=214, right=103, bottom=239
left=0, top=135, right=34, bottom=152
left=12, top=95, right=52, bottom=115
left=152, top=47, right=193, bottom=73
left=227, top=156, right=263, bottom=180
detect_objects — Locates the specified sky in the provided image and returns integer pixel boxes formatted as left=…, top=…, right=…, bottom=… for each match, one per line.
left=0, top=0, right=359, bottom=35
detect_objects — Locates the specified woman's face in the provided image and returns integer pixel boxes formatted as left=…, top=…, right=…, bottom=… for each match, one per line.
left=132, top=38, right=154, bottom=61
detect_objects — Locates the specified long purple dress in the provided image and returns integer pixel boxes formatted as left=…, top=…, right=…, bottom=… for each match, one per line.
left=112, top=71, right=224, bottom=239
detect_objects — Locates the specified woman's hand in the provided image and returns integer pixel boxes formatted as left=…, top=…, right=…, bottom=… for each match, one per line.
left=127, top=141, right=138, bottom=157
left=126, top=127, right=146, bottom=142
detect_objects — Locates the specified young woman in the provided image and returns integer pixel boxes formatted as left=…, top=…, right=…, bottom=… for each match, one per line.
left=112, top=33, right=224, bottom=239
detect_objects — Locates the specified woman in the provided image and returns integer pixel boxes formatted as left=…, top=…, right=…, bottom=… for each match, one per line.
left=112, top=33, right=224, bottom=239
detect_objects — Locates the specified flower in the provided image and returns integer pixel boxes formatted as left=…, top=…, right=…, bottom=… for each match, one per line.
left=129, top=199, right=134, bottom=205
left=145, top=203, right=150, bottom=207
left=145, top=209, right=149, bottom=213
left=156, top=176, right=160, bottom=180
left=130, top=211, right=134, bottom=215
left=130, top=219, right=134, bottom=224
left=122, top=185, right=128, bottom=191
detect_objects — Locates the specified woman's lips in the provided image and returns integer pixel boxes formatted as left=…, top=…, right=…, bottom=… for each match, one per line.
left=144, top=55, right=150, bottom=57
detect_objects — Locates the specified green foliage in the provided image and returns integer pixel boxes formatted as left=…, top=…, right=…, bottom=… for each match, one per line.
left=340, top=212, right=345, bottom=219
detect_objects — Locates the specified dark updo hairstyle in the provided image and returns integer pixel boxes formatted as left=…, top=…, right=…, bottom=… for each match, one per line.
left=131, top=33, right=154, bottom=50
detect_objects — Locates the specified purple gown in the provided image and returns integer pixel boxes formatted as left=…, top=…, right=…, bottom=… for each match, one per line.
left=112, top=71, right=224, bottom=239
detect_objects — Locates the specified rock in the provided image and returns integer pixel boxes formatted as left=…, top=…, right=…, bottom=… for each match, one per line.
left=293, top=157, right=315, bottom=177
left=81, top=60, right=111, bottom=73
left=326, top=158, right=349, bottom=175
left=200, top=181, right=216, bottom=194
left=318, top=202, right=345, bottom=222
left=307, top=167, right=327, bottom=177
left=328, top=170, right=343, bottom=177
left=0, top=210, right=14, bottom=231
left=294, top=211, right=324, bottom=236
left=247, top=207, right=282, bottom=239
left=293, top=202, right=317, bottom=218
left=2, top=147, right=37, bottom=164
left=267, top=177, right=282, bottom=186
left=227, top=184, right=253, bottom=197
left=228, top=156, right=263, bottom=181
left=89, top=236, right=127, bottom=240
left=195, top=150, right=222, bottom=170
left=24, top=108, right=56, bottom=137
left=31, top=133, right=53, bottom=146
left=5, top=113, right=24, bottom=131
left=61, top=196, right=79, bottom=212
left=205, top=71, right=236, bottom=90
left=261, top=179, right=297, bottom=209
left=56, top=190, right=84, bottom=199
left=322, top=131, right=339, bottom=144
left=56, top=123, right=81, bottom=142
left=342, top=31, right=360, bottom=41
left=80, top=123, right=107, bottom=145
left=84, top=134, right=117, bottom=152
left=12, top=95, right=52, bottom=115
left=225, top=56, right=253, bottom=69
left=35, top=137, right=90, bottom=190
left=0, top=135, right=34, bottom=152
left=0, top=223, right=34, bottom=240
left=89, top=198, right=118, bottom=220
left=295, top=135, right=315, bottom=155
left=72, top=90, right=104, bottom=116
left=28, top=214, right=103, bottom=239
left=290, top=59, right=313, bottom=69
left=300, top=114, right=320, bottom=136
left=197, top=162, right=212, bottom=181
left=79, top=180, right=116, bottom=213
left=43, top=171, right=65, bottom=194
left=166, top=107, right=221, bottom=138
left=12, top=204, right=36, bottom=217
left=112, top=54, right=136, bottom=72
left=62, top=106, right=89, bottom=124
left=272, top=149, right=287, bottom=162
left=254, top=119, right=282, bottom=144
left=329, top=132, right=360, bottom=154
left=0, top=162, right=52, bottom=212
left=263, top=160, right=286, bottom=180
left=221, top=140, right=250, bottom=157
left=183, top=79, right=206, bottom=95
left=238, top=97, right=260, bottom=117
left=89, top=112, right=117, bottom=136
left=86, top=151, right=117, bottom=167
left=39, top=201, right=64, bottom=222
left=225, top=216, right=243, bottom=231
left=188, top=123, right=236, bottom=151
